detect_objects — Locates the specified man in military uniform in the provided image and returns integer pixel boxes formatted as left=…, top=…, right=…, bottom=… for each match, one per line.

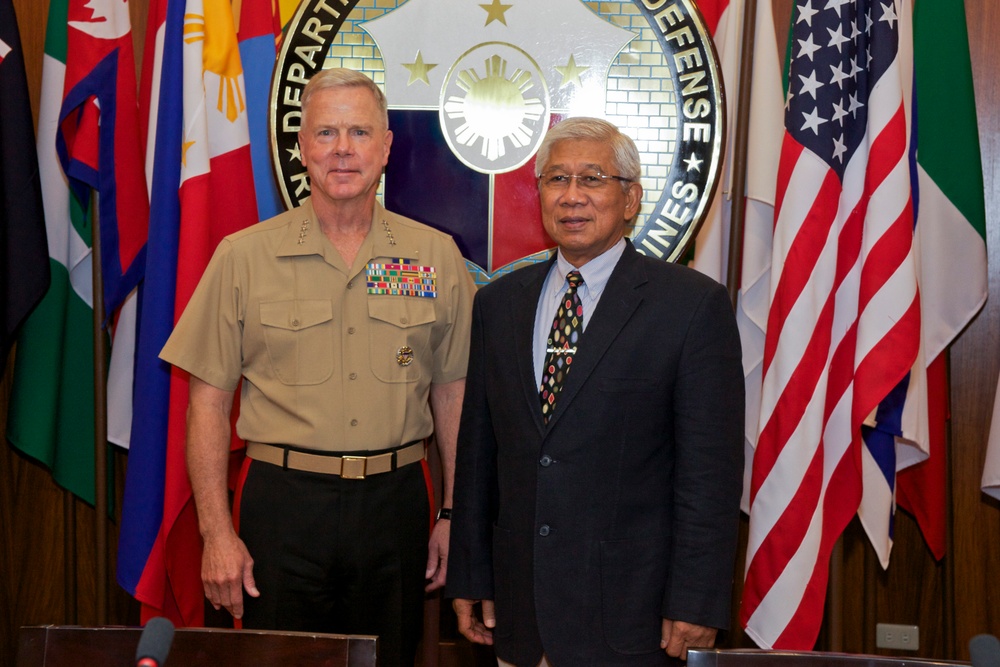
left=160, top=68, right=475, bottom=667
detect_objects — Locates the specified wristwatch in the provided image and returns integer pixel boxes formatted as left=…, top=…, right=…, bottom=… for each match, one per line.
left=436, top=507, right=452, bottom=521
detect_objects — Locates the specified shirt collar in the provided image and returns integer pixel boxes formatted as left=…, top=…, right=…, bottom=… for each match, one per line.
left=368, top=201, right=399, bottom=258
left=551, top=237, right=626, bottom=299
left=277, top=198, right=391, bottom=274
left=276, top=197, right=325, bottom=258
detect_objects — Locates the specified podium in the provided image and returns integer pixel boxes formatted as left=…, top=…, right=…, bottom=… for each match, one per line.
left=17, top=625, right=377, bottom=666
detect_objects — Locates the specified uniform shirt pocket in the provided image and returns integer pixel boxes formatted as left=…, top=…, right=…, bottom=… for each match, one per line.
left=368, top=297, right=435, bottom=383
left=259, top=299, right=334, bottom=385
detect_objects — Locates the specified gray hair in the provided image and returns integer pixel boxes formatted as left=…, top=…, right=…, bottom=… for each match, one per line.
left=301, top=68, right=388, bottom=129
left=534, top=117, right=641, bottom=185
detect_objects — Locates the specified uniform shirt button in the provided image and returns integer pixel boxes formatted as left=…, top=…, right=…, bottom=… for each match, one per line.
left=539, top=455, right=552, bottom=467
left=350, top=419, right=358, bottom=426
left=538, top=524, right=550, bottom=537
left=347, top=327, right=356, bottom=334
left=347, top=281, right=354, bottom=289
left=348, top=372, right=357, bottom=380
left=400, top=317, right=409, bottom=324
left=291, top=318, right=299, bottom=327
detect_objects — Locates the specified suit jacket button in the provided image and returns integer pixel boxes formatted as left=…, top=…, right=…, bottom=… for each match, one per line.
left=539, top=455, right=552, bottom=467
left=538, top=524, right=550, bottom=537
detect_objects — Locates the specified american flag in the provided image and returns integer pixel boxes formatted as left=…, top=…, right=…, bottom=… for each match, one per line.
left=740, top=0, right=920, bottom=649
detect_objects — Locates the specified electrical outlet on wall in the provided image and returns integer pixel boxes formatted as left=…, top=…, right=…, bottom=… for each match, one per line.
left=876, top=623, right=920, bottom=650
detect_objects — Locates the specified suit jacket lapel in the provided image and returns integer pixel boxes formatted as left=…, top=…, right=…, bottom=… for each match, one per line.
left=544, top=243, right=647, bottom=431
left=510, top=259, right=554, bottom=435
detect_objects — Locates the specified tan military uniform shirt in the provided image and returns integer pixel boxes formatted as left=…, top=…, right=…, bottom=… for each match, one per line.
left=160, top=198, right=475, bottom=452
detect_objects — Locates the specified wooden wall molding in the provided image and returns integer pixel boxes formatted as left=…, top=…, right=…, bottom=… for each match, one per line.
left=2, top=1, right=998, bottom=664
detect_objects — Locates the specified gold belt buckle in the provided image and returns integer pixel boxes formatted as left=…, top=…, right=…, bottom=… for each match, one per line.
left=340, top=455, right=367, bottom=479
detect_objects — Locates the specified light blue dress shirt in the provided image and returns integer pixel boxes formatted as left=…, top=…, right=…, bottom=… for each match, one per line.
left=532, top=238, right=627, bottom=390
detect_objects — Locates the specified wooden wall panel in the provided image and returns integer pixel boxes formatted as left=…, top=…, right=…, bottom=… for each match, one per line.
left=2, top=0, right=1000, bottom=665
left=10, top=0, right=46, bottom=120
left=0, top=376, right=136, bottom=664
left=0, top=373, right=67, bottom=653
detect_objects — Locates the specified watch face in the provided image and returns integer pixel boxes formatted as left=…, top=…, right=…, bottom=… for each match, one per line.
left=271, top=0, right=723, bottom=283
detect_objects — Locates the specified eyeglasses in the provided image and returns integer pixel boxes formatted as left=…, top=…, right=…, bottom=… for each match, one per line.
left=537, top=169, right=634, bottom=190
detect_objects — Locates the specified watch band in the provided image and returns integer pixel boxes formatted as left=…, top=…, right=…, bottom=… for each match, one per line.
left=436, top=507, right=452, bottom=521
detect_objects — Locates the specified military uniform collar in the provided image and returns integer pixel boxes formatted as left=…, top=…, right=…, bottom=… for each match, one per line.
left=369, top=201, right=402, bottom=258
left=276, top=198, right=326, bottom=258
left=277, top=198, right=405, bottom=271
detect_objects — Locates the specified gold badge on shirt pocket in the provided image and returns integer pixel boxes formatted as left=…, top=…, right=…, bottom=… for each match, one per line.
left=367, top=259, right=437, bottom=298
left=396, top=346, right=415, bottom=366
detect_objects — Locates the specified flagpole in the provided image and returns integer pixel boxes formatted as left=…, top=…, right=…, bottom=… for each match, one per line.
left=725, top=0, right=757, bottom=308
left=63, top=492, right=77, bottom=623
left=944, top=393, right=956, bottom=658
left=91, top=201, right=109, bottom=625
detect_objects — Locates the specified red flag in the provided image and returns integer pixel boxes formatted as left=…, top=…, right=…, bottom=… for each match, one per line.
left=118, top=0, right=258, bottom=626
left=694, top=0, right=726, bottom=33
left=894, top=355, right=946, bottom=559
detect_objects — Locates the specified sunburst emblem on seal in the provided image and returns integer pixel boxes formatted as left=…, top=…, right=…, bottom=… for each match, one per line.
left=440, top=44, right=549, bottom=172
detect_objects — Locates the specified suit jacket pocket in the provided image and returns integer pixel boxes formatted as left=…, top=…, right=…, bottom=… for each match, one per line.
left=491, top=524, right=514, bottom=639
left=600, top=536, right=668, bottom=655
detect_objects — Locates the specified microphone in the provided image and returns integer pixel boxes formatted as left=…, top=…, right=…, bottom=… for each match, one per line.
left=135, top=616, right=175, bottom=667
left=970, top=634, right=1000, bottom=667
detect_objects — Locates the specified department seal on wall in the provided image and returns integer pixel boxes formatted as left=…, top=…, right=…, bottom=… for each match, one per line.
left=270, top=0, right=724, bottom=284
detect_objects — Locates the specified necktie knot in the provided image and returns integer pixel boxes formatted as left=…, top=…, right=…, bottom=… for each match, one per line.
left=566, top=270, right=584, bottom=289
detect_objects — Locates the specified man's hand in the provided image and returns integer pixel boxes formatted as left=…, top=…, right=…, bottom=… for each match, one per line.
left=425, top=517, right=450, bottom=591
left=201, top=530, right=260, bottom=619
left=453, top=598, right=496, bottom=645
left=187, top=377, right=256, bottom=618
left=660, top=619, right=717, bottom=660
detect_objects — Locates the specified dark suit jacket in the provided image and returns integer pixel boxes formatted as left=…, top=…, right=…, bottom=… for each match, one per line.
left=447, top=242, right=745, bottom=666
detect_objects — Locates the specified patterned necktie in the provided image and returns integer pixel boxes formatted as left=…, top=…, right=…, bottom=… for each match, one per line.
left=540, top=270, right=584, bottom=423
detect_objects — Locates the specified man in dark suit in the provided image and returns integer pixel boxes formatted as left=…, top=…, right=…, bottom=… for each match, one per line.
left=446, top=117, right=745, bottom=666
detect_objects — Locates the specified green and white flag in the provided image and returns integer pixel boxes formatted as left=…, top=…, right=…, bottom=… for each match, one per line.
left=6, top=0, right=98, bottom=504
left=913, top=1, right=987, bottom=363
left=901, top=0, right=988, bottom=543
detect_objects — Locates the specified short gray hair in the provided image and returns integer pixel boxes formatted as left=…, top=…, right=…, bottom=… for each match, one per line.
left=301, top=68, right=388, bottom=129
left=534, top=117, right=641, bottom=185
